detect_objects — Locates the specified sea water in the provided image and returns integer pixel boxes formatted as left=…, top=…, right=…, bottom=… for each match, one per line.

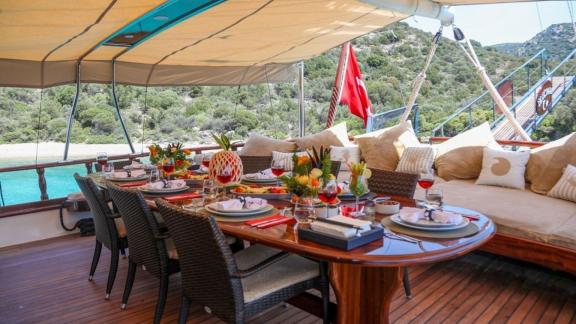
left=0, top=160, right=87, bottom=206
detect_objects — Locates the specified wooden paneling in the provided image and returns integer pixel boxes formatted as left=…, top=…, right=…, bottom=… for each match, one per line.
left=1, top=235, right=576, bottom=323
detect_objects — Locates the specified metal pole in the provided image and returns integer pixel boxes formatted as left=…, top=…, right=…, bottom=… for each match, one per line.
left=112, top=60, right=136, bottom=154
left=298, top=61, right=305, bottom=137
left=63, top=62, right=81, bottom=160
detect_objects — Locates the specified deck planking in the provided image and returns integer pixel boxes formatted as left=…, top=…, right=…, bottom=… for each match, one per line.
left=1, top=235, right=575, bottom=324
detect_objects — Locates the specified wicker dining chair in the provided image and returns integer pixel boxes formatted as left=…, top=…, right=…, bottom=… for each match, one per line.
left=94, top=159, right=141, bottom=172
left=156, top=199, right=331, bottom=324
left=367, top=168, right=419, bottom=298
left=107, top=184, right=180, bottom=324
left=74, top=174, right=128, bottom=300
left=239, top=156, right=272, bottom=174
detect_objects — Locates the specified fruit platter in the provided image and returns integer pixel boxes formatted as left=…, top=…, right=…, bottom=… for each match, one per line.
left=231, top=185, right=291, bottom=199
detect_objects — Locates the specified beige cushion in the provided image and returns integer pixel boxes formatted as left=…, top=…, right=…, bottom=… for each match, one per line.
left=434, top=122, right=501, bottom=180
left=330, top=145, right=360, bottom=171
left=395, top=145, right=435, bottom=175
left=356, top=121, right=420, bottom=171
left=548, top=164, right=576, bottom=203
left=293, top=122, right=351, bottom=151
left=476, top=147, right=530, bottom=190
left=164, top=238, right=179, bottom=260
left=415, top=179, right=576, bottom=249
left=527, top=133, right=576, bottom=194
left=239, top=134, right=296, bottom=157
left=114, top=218, right=127, bottom=238
left=236, top=244, right=318, bottom=303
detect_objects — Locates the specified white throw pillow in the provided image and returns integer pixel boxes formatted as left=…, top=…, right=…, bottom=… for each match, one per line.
left=272, top=151, right=307, bottom=171
left=330, top=145, right=360, bottom=171
left=547, top=164, right=576, bottom=203
left=396, top=146, right=435, bottom=175
left=293, top=122, right=351, bottom=151
left=476, top=147, right=530, bottom=190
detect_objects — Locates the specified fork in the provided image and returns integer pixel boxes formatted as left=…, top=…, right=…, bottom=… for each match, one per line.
left=382, top=226, right=421, bottom=243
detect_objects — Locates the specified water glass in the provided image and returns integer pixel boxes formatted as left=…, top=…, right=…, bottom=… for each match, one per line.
left=426, top=188, right=443, bottom=209
left=203, top=179, right=217, bottom=200
left=103, top=162, right=114, bottom=178
left=149, top=168, right=161, bottom=183
left=190, top=197, right=205, bottom=212
left=294, top=200, right=315, bottom=224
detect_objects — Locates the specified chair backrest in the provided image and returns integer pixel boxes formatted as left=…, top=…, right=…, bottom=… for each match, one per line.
left=367, top=169, right=418, bottom=198
left=107, top=183, right=169, bottom=277
left=94, top=159, right=140, bottom=172
left=240, top=156, right=272, bottom=174
left=74, top=173, right=119, bottom=248
left=156, top=200, right=243, bottom=322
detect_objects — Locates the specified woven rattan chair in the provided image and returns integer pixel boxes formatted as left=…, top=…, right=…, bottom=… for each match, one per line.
left=74, top=174, right=127, bottom=300
left=367, top=168, right=418, bottom=298
left=367, top=169, right=418, bottom=199
left=94, top=159, right=140, bottom=172
left=239, top=156, right=272, bottom=174
left=107, top=184, right=179, bottom=324
left=156, top=199, right=331, bottom=324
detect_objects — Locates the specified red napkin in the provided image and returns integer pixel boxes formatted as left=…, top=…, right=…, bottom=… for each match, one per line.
left=119, top=181, right=148, bottom=188
left=257, top=217, right=295, bottom=229
left=163, top=192, right=202, bottom=203
left=245, top=215, right=284, bottom=226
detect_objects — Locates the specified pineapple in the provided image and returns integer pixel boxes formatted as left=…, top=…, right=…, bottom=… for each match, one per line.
left=209, top=133, right=243, bottom=185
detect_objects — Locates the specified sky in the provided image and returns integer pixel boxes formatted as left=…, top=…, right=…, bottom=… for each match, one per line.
left=403, top=1, right=574, bottom=46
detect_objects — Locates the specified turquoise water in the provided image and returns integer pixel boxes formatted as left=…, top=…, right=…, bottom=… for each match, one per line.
left=0, top=160, right=87, bottom=206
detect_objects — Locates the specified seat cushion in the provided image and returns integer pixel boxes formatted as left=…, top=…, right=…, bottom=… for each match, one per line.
left=235, top=244, right=319, bottom=303
left=415, top=180, right=576, bottom=249
left=293, top=122, right=351, bottom=151
left=164, top=238, right=179, bottom=260
left=240, top=134, right=296, bottom=157
left=114, top=218, right=127, bottom=238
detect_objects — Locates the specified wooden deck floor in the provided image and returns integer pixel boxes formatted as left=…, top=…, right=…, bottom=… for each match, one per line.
left=1, top=235, right=575, bottom=324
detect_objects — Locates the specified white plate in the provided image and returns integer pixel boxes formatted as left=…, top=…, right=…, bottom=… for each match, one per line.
left=138, top=185, right=189, bottom=194
left=205, top=201, right=269, bottom=213
left=107, top=174, right=149, bottom=182
left=390, top=214, right=469, bottom=231
left=205, top=204, right=274, bottom=217
left=241, top=177, right=278, bottom=184
left=398, top=211, right=462, bottom=228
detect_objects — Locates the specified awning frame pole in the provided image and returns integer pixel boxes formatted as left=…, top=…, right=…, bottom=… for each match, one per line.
left=112, top=60, right=136, bottom=154
left=63, top=62, right=81, bottom=160
left=298, top=61, right=305, bottom=137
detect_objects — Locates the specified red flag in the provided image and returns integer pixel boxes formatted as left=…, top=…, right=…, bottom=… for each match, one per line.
left=339, top=43, right=372, bottom=126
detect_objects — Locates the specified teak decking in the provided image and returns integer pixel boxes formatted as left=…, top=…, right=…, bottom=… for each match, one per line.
left=1, top=235, right=575, bottom=323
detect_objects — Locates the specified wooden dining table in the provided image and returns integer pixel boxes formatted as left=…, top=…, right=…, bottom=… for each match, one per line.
left=95, top=175, right=496, bottom=324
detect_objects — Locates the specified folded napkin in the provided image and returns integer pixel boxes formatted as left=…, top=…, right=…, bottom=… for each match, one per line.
left=216, top=199, right=244, bottom=211
left=119, top=180, right=148, bottom=188
left=243, top=197, right=268, bottom=210
left=244, top=168, right=276, bottom=180
left=431, top=210, right=464, bottom=224
left=112, top=170, right=146, bottom=178
left=310, top=216, right=371, bottom=239
left=245, top=215, right=294, bottom=228
left=130, top=161, right=142, bottom=169
left=145, top=180, right=186, bottom=190
left=163, top=192, right=202, bottom=203
left=399, top=207, right=425, bottom=223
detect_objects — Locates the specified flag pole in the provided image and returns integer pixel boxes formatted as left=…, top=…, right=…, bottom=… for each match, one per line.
left=326, top=42, right=351, bottom=128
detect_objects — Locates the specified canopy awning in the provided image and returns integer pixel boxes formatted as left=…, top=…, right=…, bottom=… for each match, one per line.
left=0, top=0, right=537, bottom=88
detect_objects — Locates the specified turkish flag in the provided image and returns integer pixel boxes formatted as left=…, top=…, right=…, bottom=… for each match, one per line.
left=339, top=43, right=372, bottom=126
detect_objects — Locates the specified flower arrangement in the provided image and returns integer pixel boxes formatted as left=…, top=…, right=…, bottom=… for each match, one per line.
left=148, top=142, right=192, bottom=171
left=280, top=146, right=334, bottom=199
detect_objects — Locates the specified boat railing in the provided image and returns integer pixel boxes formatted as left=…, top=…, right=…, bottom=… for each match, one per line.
left=366, top=104, right=420, bottom=135
left=0, top=142, right=244, bottom=217
left=431, top=49, right=548, bottom=137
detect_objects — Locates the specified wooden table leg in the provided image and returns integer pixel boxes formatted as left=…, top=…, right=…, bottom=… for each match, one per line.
left=330, top=263, right=403, bottom=324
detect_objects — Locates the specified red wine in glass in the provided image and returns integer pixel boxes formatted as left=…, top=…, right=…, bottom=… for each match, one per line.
left=202, top=160, right=210, bottom=168
left=216, top=174, right=233, bottom=184
left=96, top=152, right=108, bottom=167
left=271, top=167, right=284, bottom=177
left=318, top=191, right=338, bottom=203
left=163, top=164, right=175, bottom=174
left=417, top=179, right=434, bottom=189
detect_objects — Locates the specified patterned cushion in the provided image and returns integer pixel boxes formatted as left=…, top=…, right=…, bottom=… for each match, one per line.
left=395, top=146, right=435, bottom=175
left=236, top=245, right=318, bottom=303
left=239, top=133, right=296, bottom=157
left=272, top=151, right=307, bottom=171
left=548, top=164, right=576, bottom=203
left=476, top=147, right=530, bottom=190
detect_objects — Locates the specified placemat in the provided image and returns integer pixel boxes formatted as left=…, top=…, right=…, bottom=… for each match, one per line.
left=196, top=207, right=280, bottom=222
left=381, top=217, right=480, bottom=239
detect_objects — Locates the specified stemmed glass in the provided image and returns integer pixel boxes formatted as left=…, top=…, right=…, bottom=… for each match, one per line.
left=216, top=164, right=233, bottom=199
left=270, top=158, right=286, bottom=186
left=293, top=198, right=315, bottom=225
left=318, top=179, right=338, bottom=218
left=418, top=169, right=435, bottom=208
left=96, top=152, right=108, bottom=170
left=162, top=158, right=175, bottom=180
left=349, top=174, right=367, bottom=217
left=201, top=154, right=211, bottom=170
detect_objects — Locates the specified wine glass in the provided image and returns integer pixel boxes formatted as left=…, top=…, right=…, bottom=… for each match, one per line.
left=202, top=179, right=217, bottom=200
left=103, top=162, right=115, bottom=178
left=201, top=154, right=212, bottom=170
left=318, top=179, right=338, bottom=218
left=349, top=174, right=367, bottom=217
left=216, top=164, right=233, bottom=198
left=418, top=169, right=435, bottom=208
left=294, top=199, right=315, bottom=225
left=270, top=158, right=285, bottom=186
left=96, top=152, right=108, bottom=170
left=163, top=158, right=175, bottom=180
